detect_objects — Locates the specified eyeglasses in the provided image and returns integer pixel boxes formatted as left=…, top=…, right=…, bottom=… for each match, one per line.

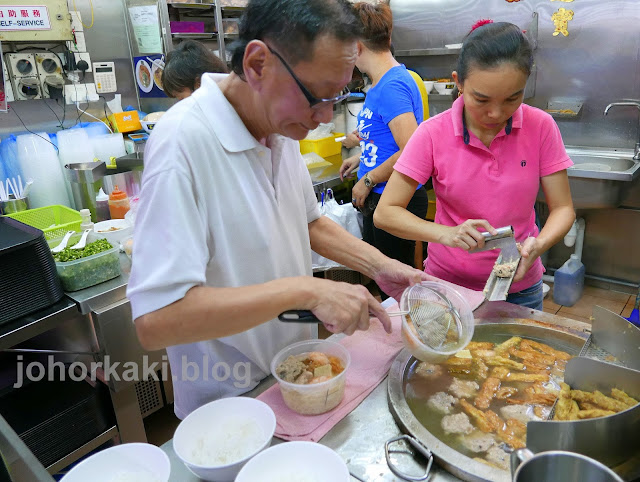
left=267, top=46, right=350, bottom=109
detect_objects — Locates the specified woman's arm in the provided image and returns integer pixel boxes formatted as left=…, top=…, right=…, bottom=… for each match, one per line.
left=515, top=170, right=575, bottom=281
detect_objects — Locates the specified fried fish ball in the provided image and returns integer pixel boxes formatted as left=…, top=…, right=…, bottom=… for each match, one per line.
left=475, top=377, right=501, bottom=410
left=485, top=356, right=525, bottom=371
left=577, top=409, right=616, bottom=419
left=610, top=388, right=639, bottom=408
left=519, top=339, right=572, bottom=361
left=459, top=399, right=494, bottom=433
left=494, top=337, right=522, bottom=356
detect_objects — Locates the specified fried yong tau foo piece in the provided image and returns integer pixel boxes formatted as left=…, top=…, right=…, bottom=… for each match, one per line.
left=504, top=372, right=549, bottom=383
left=578, top=401, right=602, bottom=411
left=445, top=356, right=472, bottom=367
left=494, top=337, right=522, bottom=356
left=496, top=386, right=519, bottom=400
left=611, top=388, right=639, bottom=407
left=519, top=339, right=572, bottom=361
left=577, top=409, right=616, bottom=419
left=506, top=418, right=527, bottom=439
left=570, top=390, right=630, bottom=412
left=459, top=399, right=494, bottom=433
left=490, top=366, right=510, bottom=379
left=472, top=358, right=489, bottom=380
left=484, top=410, right=526, bottom=449
left=533, top=405, right=551, bottom=419
left=485, top=356, right=525, bottom=371
left=466, top=341, right=495, bottom=351
left=509, top=348, right=556, bottom=366
left=471, top=349, right=496, bottom=359
left=553, top=382, right=575, bottom=421
left=475, top=377, right=501, bottom=409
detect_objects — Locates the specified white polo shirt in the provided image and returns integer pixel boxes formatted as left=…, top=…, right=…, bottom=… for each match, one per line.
left=127, top=73, right=321, bottom=419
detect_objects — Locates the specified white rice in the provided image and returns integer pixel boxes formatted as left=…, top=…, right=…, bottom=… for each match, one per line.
left=188, top=416, right=264, bottom=466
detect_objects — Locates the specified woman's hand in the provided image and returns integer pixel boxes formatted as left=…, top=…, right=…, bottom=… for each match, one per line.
left=438, top=219, right=498, bottom=250
left=339, top=155, right=360, bottom=181
left=350, top=178, right=371, bottom=209
left=514, top=236, right=541, bottom=282
left=341, top=130, right=361, bottom=149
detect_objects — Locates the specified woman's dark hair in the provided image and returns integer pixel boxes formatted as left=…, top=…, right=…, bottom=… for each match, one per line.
left=456, top=22, right=533, bottom=83
left=162, top=40, right=228, bottom=98
left=353, top=2, right=393, bottom=52
left=230, top=0, right=362, bottom=77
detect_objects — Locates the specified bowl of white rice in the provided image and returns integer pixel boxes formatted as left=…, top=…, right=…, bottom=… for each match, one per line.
left=173, top=397, right=276, bottom=481
left=60, top=443, right=170, bottom=482
left=235, top=441, right=350, bottom=482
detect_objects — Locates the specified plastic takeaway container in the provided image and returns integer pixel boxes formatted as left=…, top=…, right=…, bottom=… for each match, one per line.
left=553, top=254, right=585, bottom=307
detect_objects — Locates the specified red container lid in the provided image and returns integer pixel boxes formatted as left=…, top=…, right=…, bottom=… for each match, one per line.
left=109, top=185, right=128, bottom=201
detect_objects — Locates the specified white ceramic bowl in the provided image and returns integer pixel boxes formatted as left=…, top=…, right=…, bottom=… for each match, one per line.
left=236, top=441, right=350, bottom=482
left=271, top=339, right=350, bottom=415
left=140, top=120, right=157, bottom=134
left=434, top=81, right=455, bottom=95
left=94, top=219, right=133, bottom=246
left=173, top=397, right=276, bottom=482
left=60, top=443, right=170, bottom=482
left=422, top=80, right=435, bottom=94
left=400, top=281, right=474, bottom=363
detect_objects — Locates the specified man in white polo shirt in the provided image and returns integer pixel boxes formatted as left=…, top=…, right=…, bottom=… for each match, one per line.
left=127, top=0, right=427, bottom=419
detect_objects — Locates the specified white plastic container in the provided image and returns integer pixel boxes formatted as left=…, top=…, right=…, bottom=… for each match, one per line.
left=271, top=339, right=350, bottom=415
left=553, top=254, right=585, bottom=307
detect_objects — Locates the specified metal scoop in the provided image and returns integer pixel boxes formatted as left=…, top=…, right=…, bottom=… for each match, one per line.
left=469, top=225, right=521, bottom=301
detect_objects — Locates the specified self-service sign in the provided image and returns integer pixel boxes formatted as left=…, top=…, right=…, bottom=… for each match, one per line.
left=0, top=6, right=51, bottom=31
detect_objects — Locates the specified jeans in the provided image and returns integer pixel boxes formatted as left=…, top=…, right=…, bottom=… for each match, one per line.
left=506, top=279, right=544, bottom=311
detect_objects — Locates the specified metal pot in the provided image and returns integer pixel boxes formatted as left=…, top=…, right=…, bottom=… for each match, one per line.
left=511, top=449, right=623, bottom=482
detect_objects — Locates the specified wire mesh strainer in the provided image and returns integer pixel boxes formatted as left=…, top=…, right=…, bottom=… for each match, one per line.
left=400, top=282, right=475, bottom=362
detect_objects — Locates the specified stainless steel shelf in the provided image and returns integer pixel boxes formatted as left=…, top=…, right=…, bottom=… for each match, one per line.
left=395, top=47, right=461, bottom=56
left=171, top=32, right=216, bottom=39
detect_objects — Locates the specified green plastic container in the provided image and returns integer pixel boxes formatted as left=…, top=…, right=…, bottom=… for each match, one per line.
left=5, top=205, right=82, bottom=240
left=47, top=233, right=121, bottom=291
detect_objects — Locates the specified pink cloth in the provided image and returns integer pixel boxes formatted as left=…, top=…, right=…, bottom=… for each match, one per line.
left=257, top=278, right=484, bottom=442
left=394, top=96, right=573, bottom=293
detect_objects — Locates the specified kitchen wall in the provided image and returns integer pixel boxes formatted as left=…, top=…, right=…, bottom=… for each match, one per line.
left=0, top=0, right=139, bottom=140
left=390, top=0, right=640, bottom=288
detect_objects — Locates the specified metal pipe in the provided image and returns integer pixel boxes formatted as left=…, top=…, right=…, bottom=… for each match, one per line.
left=604, top=101, right=640, bottom=160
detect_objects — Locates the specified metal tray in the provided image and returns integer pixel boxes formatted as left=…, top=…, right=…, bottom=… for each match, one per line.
left=388, top=320, right=589, bottom=482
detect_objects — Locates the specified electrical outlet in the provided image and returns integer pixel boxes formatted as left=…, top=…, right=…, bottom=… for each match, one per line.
left=65, top=82, right=98, bottom=104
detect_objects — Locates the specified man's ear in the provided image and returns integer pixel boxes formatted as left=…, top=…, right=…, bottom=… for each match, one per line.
left=243, top=40, right=269, bottom=91
left=194, top=77, right=201, bottom=90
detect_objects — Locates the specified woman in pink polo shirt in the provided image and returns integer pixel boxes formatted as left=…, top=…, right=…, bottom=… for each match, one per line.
left=374, top=21, right=575, bottom=310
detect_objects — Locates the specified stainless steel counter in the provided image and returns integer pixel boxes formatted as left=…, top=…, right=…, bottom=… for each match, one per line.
left=159, top=301, right=593, bottom=481
left=310, top=163, right=356, bottom=194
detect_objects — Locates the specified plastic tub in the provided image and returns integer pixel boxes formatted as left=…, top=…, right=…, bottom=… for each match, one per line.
left=170, top=21, right=205, bottom=33
left=47, top=232, right=121, bottom=291
left=400, top=281, right=474, bottom=363
left=271, top=339, right=350, bottom=415
left=299, top=133, right=344, bottom=159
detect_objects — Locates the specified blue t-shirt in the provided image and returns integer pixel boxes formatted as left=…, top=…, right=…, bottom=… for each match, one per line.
left=357, top=65, right=423, bottom=194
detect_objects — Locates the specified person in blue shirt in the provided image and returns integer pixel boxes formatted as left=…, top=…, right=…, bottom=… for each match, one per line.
left=339, top=2, right=428, bottom=297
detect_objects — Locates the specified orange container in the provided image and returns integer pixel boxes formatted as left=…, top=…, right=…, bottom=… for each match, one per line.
left=108, top=185, right=130, bottom=219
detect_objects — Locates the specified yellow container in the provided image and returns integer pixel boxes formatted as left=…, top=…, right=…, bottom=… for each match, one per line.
left=108, top=111, right=142, bottom=133
left=324, top=154, right=343, bottom=165
left=299, top=132, right=344, bottom=158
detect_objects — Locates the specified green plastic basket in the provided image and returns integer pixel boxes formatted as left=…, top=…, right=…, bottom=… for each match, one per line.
left=5, top=205, right=82, bottom=240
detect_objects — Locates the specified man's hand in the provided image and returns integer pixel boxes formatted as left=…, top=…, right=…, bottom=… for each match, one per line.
left=438, top=219, right=498, bottom=250
left=373, top=258, right=430, bottom=302
left=308, top=278, right=392, bottom=334
left=350, top=178, right=371, bottom=209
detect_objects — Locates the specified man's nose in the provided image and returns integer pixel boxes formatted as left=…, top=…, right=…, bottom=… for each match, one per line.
left=311, top=103, right=334, bottom=124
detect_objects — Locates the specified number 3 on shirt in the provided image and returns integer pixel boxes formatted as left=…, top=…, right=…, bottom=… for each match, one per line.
left=360, top=140, right=378, bottom=168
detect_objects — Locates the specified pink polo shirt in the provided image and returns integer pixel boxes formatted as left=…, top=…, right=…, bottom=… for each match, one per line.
left=394, top=96, right=573, bottom=293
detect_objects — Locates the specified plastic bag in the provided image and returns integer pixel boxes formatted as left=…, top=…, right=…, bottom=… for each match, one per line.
left=312, top=189, right=362, bottom=271
left=305, top=122, right=335, bottom=141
